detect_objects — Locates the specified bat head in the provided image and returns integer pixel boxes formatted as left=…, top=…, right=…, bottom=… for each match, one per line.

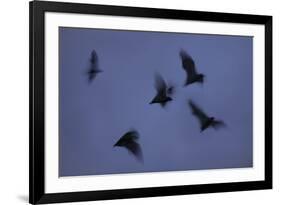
left=167, top=85, right=175, bottom=95
left=197, top=74, right=205, bottom=83
left=166, top=96, right=173, bottom=102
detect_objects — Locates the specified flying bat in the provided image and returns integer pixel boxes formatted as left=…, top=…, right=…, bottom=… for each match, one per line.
left=114, top=130, right=143, bottom=163
left=87, top=49, right=103, bottom=82
left=188, top=100, right=225, bottom=132
left=149, top=73, right=174, bottom=107
left=180, top=49, right=204, bottom=86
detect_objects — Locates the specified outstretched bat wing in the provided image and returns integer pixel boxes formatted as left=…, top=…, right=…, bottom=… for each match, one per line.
left=180, top=50, right=198, bottom=82
left=125, top=141, right=143, bottom=163
left=154, top=73, right=167, bottom=96
left=189, top=100, right=209, bottom=127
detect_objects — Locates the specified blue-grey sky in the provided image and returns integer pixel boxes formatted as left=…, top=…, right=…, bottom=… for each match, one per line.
left=59, top=27, right=253, bottom=177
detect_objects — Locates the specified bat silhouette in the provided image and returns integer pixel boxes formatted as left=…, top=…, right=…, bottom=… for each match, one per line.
left=188, top=100, right=225, bottom=132
left=114, top=130, right=143, bottom=163
left=149, top=73, right=174, bottom=107
left=87, top=50, right=103, bottom=82
left=180, top=49, right=204, bottom=86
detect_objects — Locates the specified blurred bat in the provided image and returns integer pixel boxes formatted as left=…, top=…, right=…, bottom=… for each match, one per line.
left=149, top=73, right=174, bottom=107
left=188, top=100, right=225, bottom=132
left=87, top=49, right=103, bottom=82
left=180, top=49, right=204, bottom=86
left=114, top=130, right=143, bottom=163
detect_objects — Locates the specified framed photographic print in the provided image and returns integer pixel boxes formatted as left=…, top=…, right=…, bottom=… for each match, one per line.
left=29, top=0, right=272, bottom=204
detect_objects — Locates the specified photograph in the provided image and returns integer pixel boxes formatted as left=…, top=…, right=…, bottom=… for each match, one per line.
left=59, top=27, right=253, bottom=177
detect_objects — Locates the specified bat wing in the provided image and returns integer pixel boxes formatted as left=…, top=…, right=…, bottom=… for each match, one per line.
left=90, top=50, right=98, bottom=65
left=114, top=130, right=138, bottom=146
left=189, top=100, right=209, bottom=127
left=90, top=50, right=100, bottom=71
left=180, top=50, right=198, bottom=80
left=125, top=141, right=143, bottom=162
left=123, top=130, right=139, bottom=141
left=154, top=73, right=167, bottom=96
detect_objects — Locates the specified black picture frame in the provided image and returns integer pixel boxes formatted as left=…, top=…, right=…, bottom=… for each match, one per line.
left=29, top=1, right=272, bottom=204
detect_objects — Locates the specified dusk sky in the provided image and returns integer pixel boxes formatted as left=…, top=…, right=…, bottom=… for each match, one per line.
left=59, top=27, right=253, bottom=177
